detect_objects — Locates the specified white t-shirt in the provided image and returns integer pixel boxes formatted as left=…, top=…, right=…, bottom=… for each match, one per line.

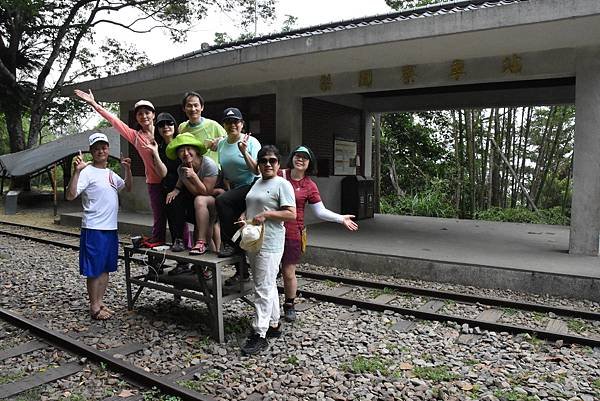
left=76, top=166, right=125, bottom=230
left=245, top=176, right=295, bottom=252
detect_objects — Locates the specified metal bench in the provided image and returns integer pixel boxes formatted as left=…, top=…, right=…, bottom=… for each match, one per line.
left=123, top=245, right=253, bottom=342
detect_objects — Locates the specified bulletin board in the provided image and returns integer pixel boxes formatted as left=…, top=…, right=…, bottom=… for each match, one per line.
left=334, top=139, right=357, bottom=175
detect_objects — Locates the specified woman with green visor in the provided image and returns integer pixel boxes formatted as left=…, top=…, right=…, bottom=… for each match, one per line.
left=279, top=145, right=358, bottom=321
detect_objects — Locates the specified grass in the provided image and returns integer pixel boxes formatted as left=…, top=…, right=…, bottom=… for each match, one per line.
left=14, top=389, right=42, bottom=401
left=369, top=287, right=397, bottom=298
left=531, top=312, right=547, bottom=322
left=178, top=370, right=222, bottom=393
left=467, top=384, right=481, bottom=399
left=524, top=334, right=544, bottom=347
left=413, top=366, right=458, bottom=382
left=493, top=389, right=537, bottom=401
left=286, top=355, right=299, bottom=366
left=324, top=279, right=337, bottom=288
left=342, top=356, right=392, bottom=376
left=567, top=319, right=587, bottom=334
left=0, top=370, right=26, bottom=385
left=502, top=307, right=518, bottom=316
left=464, top=359, right=479, bottom=366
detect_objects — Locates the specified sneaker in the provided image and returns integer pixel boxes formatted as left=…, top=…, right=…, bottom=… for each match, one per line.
left=224, top=272, right=250, bottom=286
left=283, top=303, right=296, bottom=322
left=266, top=323, right=282, bottom=338
left=142, top=237, right=165, bottom=248
left=168, top=262, right=191, bottom=276
left=241, top=333, right=268, bottom=356
left=218, top=241, right=238, bottom=258
left=170, top=238, right=185, bottom=252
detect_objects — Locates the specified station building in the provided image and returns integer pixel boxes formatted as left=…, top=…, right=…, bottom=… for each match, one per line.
left=69, top=0, right=600, bottom=255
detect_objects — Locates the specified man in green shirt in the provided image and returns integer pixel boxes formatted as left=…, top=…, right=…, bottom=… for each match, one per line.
left=178, top=91, right=226, bottom=165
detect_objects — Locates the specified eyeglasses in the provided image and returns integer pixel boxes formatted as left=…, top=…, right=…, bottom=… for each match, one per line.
left=157, top=121, right=175, bottom=128
left=258, top=157, right=279, bottom=165
left=293, top=153, right=309, bottom=161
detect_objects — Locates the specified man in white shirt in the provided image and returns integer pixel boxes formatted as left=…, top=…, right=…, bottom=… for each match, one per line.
left=66, top=133, right=132, bottom=320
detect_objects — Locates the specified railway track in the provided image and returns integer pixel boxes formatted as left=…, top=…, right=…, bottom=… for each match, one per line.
left=2, top=221, right=600, bottom=353
left=0, top=308, right=214, bottom=401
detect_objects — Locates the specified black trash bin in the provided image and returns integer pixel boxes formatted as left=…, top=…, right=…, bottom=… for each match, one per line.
left=341, top=176, right=374, bottom=220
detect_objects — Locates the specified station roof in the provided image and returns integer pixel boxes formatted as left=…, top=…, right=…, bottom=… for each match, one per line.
left=0, top=128, right=121, bottom=178
left=68, top=0, right=600, bottom=102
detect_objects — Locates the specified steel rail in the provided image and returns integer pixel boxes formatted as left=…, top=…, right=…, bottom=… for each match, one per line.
left=3, top=224, right=599, bottom=347
left=292, top=287, right=600, bottom=348
left=296, top=270, right=600, bottom=321
left=0, top=308, right=214, bottom=401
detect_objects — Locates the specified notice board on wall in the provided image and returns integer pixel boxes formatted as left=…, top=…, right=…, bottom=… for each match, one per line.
left=334, top=139, right=357, bottom=175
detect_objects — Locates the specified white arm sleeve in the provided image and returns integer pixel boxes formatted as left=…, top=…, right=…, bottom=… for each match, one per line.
left=308, top=201, right=344, bottom=224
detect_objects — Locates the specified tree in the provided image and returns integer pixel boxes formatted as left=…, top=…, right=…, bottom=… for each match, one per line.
left=386, top=0, right=438, bottom=11
left=0, top=0, right=274, bottom=189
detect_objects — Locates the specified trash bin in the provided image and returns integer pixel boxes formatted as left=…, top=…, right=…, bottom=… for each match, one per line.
left=341, top=176, right=374, bottom=220
left=4, top=190, right=20, bottom=215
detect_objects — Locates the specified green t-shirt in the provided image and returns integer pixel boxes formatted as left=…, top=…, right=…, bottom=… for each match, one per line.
left=178, top=118, right=226, bottom=165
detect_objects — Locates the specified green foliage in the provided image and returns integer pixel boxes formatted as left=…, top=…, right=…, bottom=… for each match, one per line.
left=369, top=287, right=397, bottom=298
left=474, top=207, right=569, bottom=225
left=413, top=366, right=458, bottom=382
left=380, top=179, right=455, bottom=218
left=178, top=369, right=221, bottom=392
left=286, top=355, right=300, bottom=366
left=342, top=356, right=392, bottom=375
left=0, top=370, right=26, bottom=384
left=567, top=319, right=587, bottom=334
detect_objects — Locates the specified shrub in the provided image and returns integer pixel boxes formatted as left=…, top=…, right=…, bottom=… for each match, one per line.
left=474, top=206, right=569, bottom=225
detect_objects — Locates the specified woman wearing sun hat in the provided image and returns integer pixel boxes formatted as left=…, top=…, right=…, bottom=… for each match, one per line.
left=74, top=89, right=168, bottom=249
left=165, top=133, right=219, bottom=263
left=279, top=145, right=358, bottom=322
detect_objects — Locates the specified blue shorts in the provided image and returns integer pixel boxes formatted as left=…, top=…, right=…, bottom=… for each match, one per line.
left=79, top=228, right=118, bottom=278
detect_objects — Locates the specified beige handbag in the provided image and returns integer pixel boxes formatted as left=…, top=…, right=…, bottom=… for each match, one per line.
left=232, top=221, right=264, bottom=253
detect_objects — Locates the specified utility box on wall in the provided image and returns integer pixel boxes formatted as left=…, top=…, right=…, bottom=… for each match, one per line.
left=341, top=176, right=374, bottom=220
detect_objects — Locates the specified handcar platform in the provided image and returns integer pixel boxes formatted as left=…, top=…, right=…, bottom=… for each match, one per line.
left=124, top=245, right=253, bottom=342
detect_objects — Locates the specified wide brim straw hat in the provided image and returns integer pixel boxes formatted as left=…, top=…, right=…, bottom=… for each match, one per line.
left=165, top=133, right=207, bottom=160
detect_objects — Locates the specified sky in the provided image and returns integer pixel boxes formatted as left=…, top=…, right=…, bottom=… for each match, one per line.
left=95, top=0, right=394, bottom=64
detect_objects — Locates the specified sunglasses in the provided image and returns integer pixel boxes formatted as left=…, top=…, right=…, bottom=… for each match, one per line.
left=157, top=121, right=175, bottom=128
left=258, top=157, right=279, bottom=165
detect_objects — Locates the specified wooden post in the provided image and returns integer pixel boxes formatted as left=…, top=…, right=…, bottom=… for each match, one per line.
left=52, top=163, right=57, bottom=217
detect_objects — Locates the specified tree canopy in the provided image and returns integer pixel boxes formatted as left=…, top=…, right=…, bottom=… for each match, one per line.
left=0, top=0, right=275, bottom=166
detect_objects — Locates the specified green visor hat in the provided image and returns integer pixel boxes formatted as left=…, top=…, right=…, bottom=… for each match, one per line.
left=292, top=145, right=316, bottom=164
left=165, top=133, right=207, bottom=160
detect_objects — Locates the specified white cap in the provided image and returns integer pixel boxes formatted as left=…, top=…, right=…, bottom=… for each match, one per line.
left=89, top=132, right=109, bottom=147
left=134, top=99, right=155, bottom=112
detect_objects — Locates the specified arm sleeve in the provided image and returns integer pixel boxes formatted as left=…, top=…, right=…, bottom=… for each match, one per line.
left=248, top=137, right=260, bottom=160
left=75, top=169, right=90, bottom=197
left=94, top=104, right=137, bottom=144
left=113, top=171, right=126, bottom=192
left=308, top=201, right=344, bottom=224
left=279, top=179, right=296, bottom=208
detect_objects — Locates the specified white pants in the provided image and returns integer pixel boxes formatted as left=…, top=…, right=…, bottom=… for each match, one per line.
left=247, top=249, right=283, bottom=338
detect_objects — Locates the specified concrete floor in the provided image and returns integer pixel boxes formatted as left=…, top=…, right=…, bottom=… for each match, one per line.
left=56, top=209, right=600, bottom=301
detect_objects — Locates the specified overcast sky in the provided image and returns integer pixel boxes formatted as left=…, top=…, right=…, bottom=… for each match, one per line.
left=96, top=0, right=394, bottom=64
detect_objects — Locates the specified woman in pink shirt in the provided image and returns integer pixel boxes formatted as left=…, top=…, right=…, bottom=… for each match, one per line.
left=74, top=89, right=166, bottom=247
left=279, top=145, right=358, bottom=322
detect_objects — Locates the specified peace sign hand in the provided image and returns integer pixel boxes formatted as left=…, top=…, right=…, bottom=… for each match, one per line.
left=73, top=150, right=91, bottom=171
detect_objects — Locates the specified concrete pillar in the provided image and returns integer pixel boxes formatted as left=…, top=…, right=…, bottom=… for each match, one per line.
left=569, top=47, right=600, bottom=255
left=363, top=112, right=373, bottom=177
left=275, top=82, right=302, bottom=154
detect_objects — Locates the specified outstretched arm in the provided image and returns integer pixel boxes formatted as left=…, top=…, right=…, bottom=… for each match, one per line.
left=308, top=201, right=358, bottom=231
left=74, top=89, right=137, bottom=143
